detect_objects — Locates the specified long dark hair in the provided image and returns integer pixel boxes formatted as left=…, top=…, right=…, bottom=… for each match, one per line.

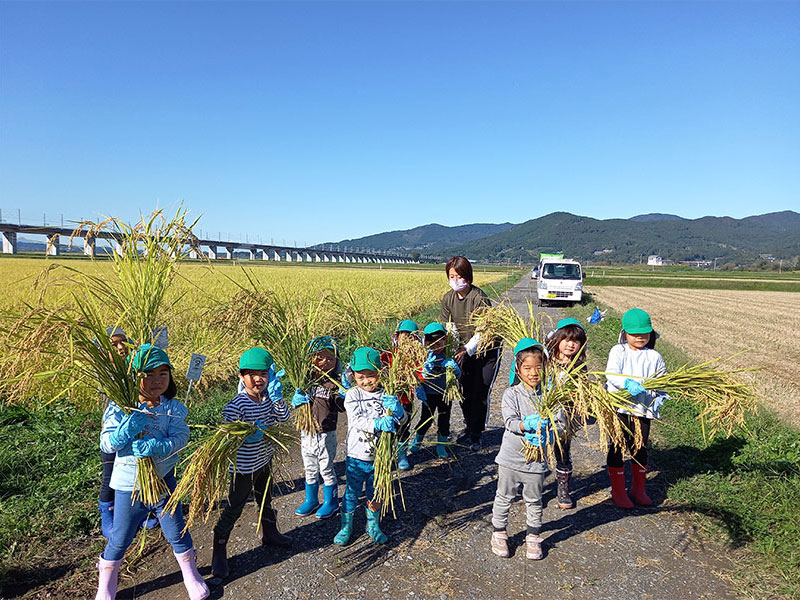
left=547, top=325, right=587, bottom=366
left=164, top=371, right=178, bottom=400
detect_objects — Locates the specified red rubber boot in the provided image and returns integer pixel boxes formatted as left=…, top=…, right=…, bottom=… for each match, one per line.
left=629, top=465, right=652, bottom=506
left=607, top=466, right=634, bottom=509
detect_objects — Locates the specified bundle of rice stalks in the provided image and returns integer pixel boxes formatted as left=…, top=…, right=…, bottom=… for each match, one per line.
left=470, top=298, right=553, bottom=356
left=442, top=366, right=463, bottom=405
left=588, top=356, right=759, bottom=443
left=165, top=421, right=295, bottom=531
left=372, top=337, right=426, bottom=517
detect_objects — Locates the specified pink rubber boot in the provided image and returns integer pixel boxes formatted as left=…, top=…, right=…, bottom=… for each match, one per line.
left=173, top=549, right=210, bottom=600
left=94, top=555, right=122, bottom=600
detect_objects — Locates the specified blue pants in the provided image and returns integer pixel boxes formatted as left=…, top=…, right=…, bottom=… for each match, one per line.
left=103, top=472, right=193, bottom=561
left=342, top=457, right=375, bottom=513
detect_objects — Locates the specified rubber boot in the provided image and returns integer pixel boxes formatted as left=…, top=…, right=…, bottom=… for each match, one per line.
left=333, top=511, right=355, bottom=545
left=316, top=484, right=339, bottom=519
left=397, top=443, right=410, bottom=471
left=607, top=466, right=634, bottom=509
left=365, top=506, right=388, bottom=544
left=295, top=482, right=321, bottom=516
left=94, top=555, right=121, bottom=600
left=408, top=433, right=424, bottom=453
left=174, top=549, right=210, bottom=600
left=98, top=500, right=114, bottom=540
left=261, top=510, right=292, bottom=547
left=436, top=434, right=448, bottom=459
left=629, top=465, right=652, bottom=506
left=211, top=532, right=229, bottom=579
left=556, top=469, right=575, bottom=509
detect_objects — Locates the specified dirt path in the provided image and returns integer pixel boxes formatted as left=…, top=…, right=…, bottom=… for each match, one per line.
left=108, top=279, right=741, bottom=600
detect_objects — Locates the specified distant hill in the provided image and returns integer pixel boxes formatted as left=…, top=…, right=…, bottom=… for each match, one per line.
left=441, top=211, right=800, bottom=264
left=316, top=222, right=514, bottom=253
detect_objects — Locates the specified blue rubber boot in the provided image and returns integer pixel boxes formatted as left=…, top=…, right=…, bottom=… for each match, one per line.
left=295, top=482, right=321, bottom=516
left=408, top=433, right=424, bottom=453
left=365, top=507, right=388, bottom=544
left=99, top=500, right=114, bottom=539
left=397, top=443, right=410, bottom=471
left=436, top=434, right=449, bottom=459
left=315, top=484, right=339, bottom=519
left=333, top=511, right=355, bottom=546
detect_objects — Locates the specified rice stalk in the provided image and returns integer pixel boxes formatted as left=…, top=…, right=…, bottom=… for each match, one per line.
left=442, top=366, right=463, bottom=405
left=470, top=298, right=552, bottom=356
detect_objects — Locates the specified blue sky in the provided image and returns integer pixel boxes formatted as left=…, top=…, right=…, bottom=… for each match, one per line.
left=1, top=1, right=798, bottom=245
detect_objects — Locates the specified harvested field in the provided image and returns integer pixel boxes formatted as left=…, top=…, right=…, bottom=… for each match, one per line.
left=586, top=286, right=800, bottom=426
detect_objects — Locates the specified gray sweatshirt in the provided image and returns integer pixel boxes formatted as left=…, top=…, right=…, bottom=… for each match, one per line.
left=495, top=384, right=549, bottom=474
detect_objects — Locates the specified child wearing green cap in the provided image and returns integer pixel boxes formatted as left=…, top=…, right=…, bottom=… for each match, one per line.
left=334, top=346, right=407, bottom=546
left=211, top=347, right=291, bottom=580
left=544, top=318, right=588, bottom=510
left=97, top=344, right=209, bottom=600
left=408, top=322, right=461, bottom=459
left=291, top=336, right=346, bottom=520
left=379, top=319, right=424, bottom=470
left=605, top=308, right=666, bottom=509
left=491, top=338, right=552, bottom=561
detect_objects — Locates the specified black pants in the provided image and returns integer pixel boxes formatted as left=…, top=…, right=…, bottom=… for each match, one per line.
left=214, top=462, right=273, bottom=537
left=416, top=394, right=451, bottom=437
left=460, top=348, right=502, bottom=442
left=553, top=438, right=572, bottom=474
left=99, top=450, right=116, bottom=503
left=606, top=414, right=651, bottom=468
left=398, top=402, right=413, bottom=443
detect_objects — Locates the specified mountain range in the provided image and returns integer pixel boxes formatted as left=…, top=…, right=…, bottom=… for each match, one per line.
left=325, top=211, right=800, bottom=264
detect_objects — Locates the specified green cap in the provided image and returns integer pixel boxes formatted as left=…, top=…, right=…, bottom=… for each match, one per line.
left=555, top=318, right=584, bottom=331
left=396, top=319, right=419, bottom=333
left=131, top=344, right=172, bottom=372
left=423, top=322, right=446, bottom=336
left=513, top=337, right=545, bottom=356
left=239, top=347, right=274, bottom=371
left=349, top=346, right=381, bottom=372
left=622, top=308, right=653, bottom=334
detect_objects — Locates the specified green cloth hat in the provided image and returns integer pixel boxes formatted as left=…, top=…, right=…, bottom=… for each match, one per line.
left=349, top=346, right=381, bottom=372
left=513, top=337, right=545, bottom=356
left=239, top=347, right=275, bottom=371
left=622, top=308, right=653, bottom=334
left=555, top=318, right=584, bottom=331
left=396, top=319, right=419, bottom=333
left=423, top=322, right=446, bottom=336
left=131, top=344, right=172, bottom=372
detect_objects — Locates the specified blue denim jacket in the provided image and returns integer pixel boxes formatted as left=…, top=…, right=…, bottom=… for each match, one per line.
left=100, top=397, right=190, bottom=493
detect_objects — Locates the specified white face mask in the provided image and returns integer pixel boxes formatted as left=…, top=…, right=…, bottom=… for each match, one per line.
left=449, top=278, right=469, bottom=293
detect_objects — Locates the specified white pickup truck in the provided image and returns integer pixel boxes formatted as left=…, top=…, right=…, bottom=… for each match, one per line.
left=532, top=257, right=584, bottom=306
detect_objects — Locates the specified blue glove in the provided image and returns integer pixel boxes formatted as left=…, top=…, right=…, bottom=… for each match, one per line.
left=131, top=435, right=170, bottom=458
left=423, top=352, right=436, bottom=374
left=382, top=394, right=403, bottom=418
left=244, top=419, right=265, bottom=443
left=624, top=378, right=647, bottom=397
left=268, top=366, right=285, bottom=400
left=341, top=367, right=353, bottom=390
left=442, top=358, right=458, bottom=371
left=525, top=431, right=550, bottom=448
left=415, top=385, right=428, bottom=405
left=522, top=414, right=543, bottom=433
left=109, top=408, right=149, bottom=447
left=292, top=388, right=310, bottom=408
left=374, top=416, right=397, bottom=433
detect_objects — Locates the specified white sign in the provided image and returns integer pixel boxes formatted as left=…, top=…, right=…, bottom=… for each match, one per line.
left=186, top=353, right=207, bottom=382
left=152, top=326, right=169, bottom=349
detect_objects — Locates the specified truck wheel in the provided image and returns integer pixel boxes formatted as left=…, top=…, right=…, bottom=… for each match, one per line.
left=537, top=299, right=545, bottom=307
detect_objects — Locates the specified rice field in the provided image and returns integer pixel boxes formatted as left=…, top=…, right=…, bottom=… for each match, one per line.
left=586, top=286, right=800, bottom=426
left=0, top=257, right=512, bottom=408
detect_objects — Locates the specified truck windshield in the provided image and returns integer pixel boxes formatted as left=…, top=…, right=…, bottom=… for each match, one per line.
left=541, top=263, right=581, bottom=280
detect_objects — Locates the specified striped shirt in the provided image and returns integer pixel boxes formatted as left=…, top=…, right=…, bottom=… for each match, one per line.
left=222, top=391, right=290, bottom=474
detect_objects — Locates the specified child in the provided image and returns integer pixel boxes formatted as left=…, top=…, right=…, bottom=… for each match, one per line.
left=409, top=322, right=461, bottom=459
left=334, top=346, right=407, bottom=546
left=605, top=308, right=666, bottom=508
left=491, top=338, right=551, bottom=561
left=544, top=318, right=588, bottom=510
left=97, top=344, right=209, bottom=600
left=211, top=347, right=292, bottom=580
left=291, top=336, right=345, bottom=519
left=380, top=319, right=423, bottom=470
left=98, top=327, right=131, bottom=539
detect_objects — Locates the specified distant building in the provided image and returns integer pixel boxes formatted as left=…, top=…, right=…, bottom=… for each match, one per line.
left=647, top=255, right=663, bottom=266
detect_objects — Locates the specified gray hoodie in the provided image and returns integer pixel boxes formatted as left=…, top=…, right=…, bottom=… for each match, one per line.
left=494, top=383, right=550, bottom=474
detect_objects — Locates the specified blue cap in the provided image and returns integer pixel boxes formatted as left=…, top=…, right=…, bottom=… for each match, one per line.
left=396, top=319, right=419, bottom=333
left=423, top=322, right=446, bottom=336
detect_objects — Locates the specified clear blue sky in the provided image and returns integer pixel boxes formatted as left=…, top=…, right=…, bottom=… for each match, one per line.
left=1, top=1, right=798, bottom=245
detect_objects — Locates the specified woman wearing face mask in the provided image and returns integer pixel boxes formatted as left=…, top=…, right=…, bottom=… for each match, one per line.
left=440, top=256, right=502, bottom=451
